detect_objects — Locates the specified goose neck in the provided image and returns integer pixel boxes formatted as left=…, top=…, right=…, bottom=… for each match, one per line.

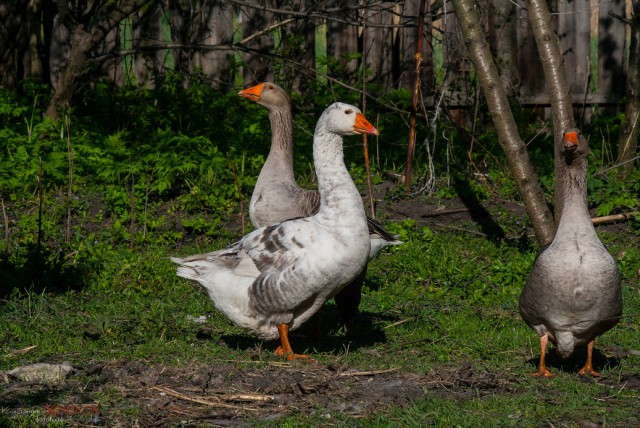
left=556, top=157, right=591, bottom=233
left=262, top=108, right=295, bottom=181
left=268, top=108, right=294, bottom=153
left=313, top=127, right=363, bottom=216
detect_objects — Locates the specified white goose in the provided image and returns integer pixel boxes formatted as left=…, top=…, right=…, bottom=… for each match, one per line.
left=239, top=82, right=401, bottom=329
left=172, top=103, right=378, bottom=359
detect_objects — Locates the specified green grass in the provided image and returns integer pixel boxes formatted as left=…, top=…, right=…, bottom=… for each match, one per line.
left=2, top=225, right=638, bottom=427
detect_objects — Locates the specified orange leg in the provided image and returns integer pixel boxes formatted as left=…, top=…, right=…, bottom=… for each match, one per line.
left=578, top=339, right=601, bottom=377
left=532, top=334, right=554, bottom=377
left=274, top=324, right=310, bottom=361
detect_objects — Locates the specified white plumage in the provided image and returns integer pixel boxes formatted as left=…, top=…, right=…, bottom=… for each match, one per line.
left=238, top=82, right=401, bottom=329
left=172, top=103, right=378, bottom=358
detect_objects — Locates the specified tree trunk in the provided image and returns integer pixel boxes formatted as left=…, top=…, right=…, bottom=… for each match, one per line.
left=403, top=0, right=426, bottom=194
left=525, top=0, right=575, bottom=223
left=46, top=0, right=153, bottom=120
left=450, top=0, right=555, bottom=246
left=0, top=0, right=29, bottom=87
left=616, top=2, right=640, bottom=178
left=489, top=0, right=518, bottom=95
left=28, top=0, right=44, bottom=80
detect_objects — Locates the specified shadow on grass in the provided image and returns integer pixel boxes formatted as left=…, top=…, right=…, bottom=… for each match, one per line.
left=454, top=178, right=506, bottom=242
left=216, top=308, right=396, bottom=357
left=0, top=243, right=89, bottom=299
left=525, top=344, right=621, bottom=375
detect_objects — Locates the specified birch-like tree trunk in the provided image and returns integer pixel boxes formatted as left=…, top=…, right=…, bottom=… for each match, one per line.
left=525, top=0, right=575, bottom=222
left=450, top=0, right=555, bottom=246
left=616, top=2, right=640, bottom=178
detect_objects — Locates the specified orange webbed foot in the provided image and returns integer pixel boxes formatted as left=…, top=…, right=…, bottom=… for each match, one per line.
left=274, top=346, right=311, bottom=361
left=578, top=366, right=601, bottom=377
left=578, top=340, right=601, bottom=377
left=275, top=324, right=313, bottom=361
left=531, top=368, right=554, bottom=378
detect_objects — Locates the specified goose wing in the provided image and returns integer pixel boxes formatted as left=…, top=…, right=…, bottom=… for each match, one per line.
left=240, top=218, right=331, bottom=316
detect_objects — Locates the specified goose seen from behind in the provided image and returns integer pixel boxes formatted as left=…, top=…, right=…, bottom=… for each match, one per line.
left=519, top=129, right=622, bottom=377
left=172, top=103, right=378, bottom=359
left=238, top=82, right=401, bottom=329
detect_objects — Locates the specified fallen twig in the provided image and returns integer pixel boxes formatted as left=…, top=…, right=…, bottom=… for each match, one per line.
left=384, top=318, right=414, bottom=329
left=421, top=208, right=470, bottom=217
left=339, top=367, right=400, bottom=377
left=150, top=385, right=260, bottom=410
left=223, top=393, right=275, bottom=402
left=4, top=345, right=38, bottom=358
left=591, top=212, right=638, bottom=225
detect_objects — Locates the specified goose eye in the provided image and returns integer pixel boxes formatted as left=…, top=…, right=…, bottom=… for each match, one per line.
left=268, top=85, right=273, bottom=90
left=345, top=109, right=353, bottom=115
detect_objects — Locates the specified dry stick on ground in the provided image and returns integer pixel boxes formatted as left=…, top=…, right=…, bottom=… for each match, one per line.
left=338, top=367, right=400, bottom=377
left=526, top=0, right=576, bottom=223
left=361, top=10, right=375, bottom=219
left=4, top=345, right=38, bottom=358
left=591, top=212, right=639, bottom=225
left=450, top=0, right=555, bottom=246
left=404, top=0, right=427, bottom=194
left=150, top=386, right=262, bottom=410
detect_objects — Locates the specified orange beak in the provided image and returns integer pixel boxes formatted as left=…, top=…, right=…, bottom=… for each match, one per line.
left=238, top=83, right=265, bottom=101
left=564, top=130, right=579, bottom=149
left=354, top=113, right=379, bottom=136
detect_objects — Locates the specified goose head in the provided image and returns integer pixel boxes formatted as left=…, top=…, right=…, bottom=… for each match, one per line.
left=320, top=102, right=379, bottom=137
left=562, top=128, right=589, bottom=162
left=238, top=82, right=289, bottom=109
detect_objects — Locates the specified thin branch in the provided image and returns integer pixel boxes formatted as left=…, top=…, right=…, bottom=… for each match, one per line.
left=593, top=155, right=640, bottom=176
left=241, top=17, right=298, bottom=45
left=229, top=0, right=428, bottom=28
left=361, top=8, right=375, bottom=219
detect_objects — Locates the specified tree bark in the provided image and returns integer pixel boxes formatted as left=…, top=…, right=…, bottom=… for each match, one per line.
left=525, top=0, right=575, bottom=222
left=28, top=0, right=44, bottom=80
left=46, top=0, right=153, bottom=120
left=451, top=0, right=555, bottom=246
left=489, top=0, right=518, bottom=95
left=616, top=2, right=640, bottom=178
left=0, top=0, right=29, bottom=87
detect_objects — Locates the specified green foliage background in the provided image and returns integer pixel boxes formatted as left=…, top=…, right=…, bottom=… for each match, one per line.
left=0, top=72, right=638, bottom=426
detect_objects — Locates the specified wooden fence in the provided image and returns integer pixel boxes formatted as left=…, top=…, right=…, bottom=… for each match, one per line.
left=55, top=1, right=631, bottom=111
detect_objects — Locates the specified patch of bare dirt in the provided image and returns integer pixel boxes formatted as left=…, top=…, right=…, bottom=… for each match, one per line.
left=1, top=360, right=523, bottom=426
